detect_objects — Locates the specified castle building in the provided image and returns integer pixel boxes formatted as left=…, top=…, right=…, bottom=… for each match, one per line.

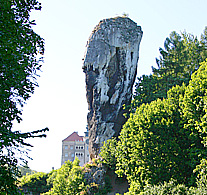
left=61, top=131, right=89, bottom=166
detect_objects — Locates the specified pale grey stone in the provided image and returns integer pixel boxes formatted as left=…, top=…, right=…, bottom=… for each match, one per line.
left=83, top=17, right=142, bottom=159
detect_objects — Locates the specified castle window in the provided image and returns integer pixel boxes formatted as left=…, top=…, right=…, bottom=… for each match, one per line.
left=75, top=146, right=84, bottom=150
left=75, top=152, right=84, bottom=157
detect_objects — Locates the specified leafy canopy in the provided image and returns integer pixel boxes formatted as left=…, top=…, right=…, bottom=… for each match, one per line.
left=19, top=172, right=51, bottom=194
left=43, top=158, right=86, bottom=195
left=0, top=0, right=48, bottom=194
left=102, top=59, right=207, bottom=194
left=131, top=28, right=207, bottom=110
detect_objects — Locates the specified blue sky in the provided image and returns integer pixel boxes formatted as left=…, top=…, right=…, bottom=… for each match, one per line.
left=13, top=0, right=207, bottom=172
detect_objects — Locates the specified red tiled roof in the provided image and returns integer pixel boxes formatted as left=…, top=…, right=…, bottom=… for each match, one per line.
left=63, top=132, right=83, bottom=142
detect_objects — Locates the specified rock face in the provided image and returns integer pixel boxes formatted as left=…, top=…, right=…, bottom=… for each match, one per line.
left=83, top=17, right=143, bottom=159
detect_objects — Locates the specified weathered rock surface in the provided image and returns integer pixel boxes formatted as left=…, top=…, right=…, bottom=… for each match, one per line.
left=83, top=17, right=142, bottom=159
left=84, top=161, right=129, bottom=195
left=84, top=162, right=107, bottom=186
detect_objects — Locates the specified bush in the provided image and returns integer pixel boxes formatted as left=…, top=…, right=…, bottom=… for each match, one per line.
left=100, top=137, right=117, bottom=171
left=139, top=179, right=188, bottom=195
left=19, top=172, right=51, bottom=194
left=43, top=158, right=86, bottom=195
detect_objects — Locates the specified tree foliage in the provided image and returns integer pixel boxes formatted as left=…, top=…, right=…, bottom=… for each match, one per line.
left=126, top=160, right=207, bottom=195
left=43, top=158, right=86, bottom=195
left=117, top=86, right=192, bottom=190
left=103, top=60, right=207, bottom=194
left=132, top=29, right=207, bottom=110
left=19, top=171, right=51, bottom=194
left=0, top=0, right=48, bottom=193
left=100, top=137, right=117, bottom=171
left=101, top=30, right=207, bottom=194
left=182, top=59, right=207, bottom=148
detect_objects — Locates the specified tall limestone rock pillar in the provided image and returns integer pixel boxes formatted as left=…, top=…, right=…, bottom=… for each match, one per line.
left=83, top=17, right=143, bottom=159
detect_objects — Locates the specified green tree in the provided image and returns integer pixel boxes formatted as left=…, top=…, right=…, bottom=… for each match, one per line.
left=0, top=0, right=48, bottom=194
left=133, top=29, right=207, bottom=110
left=193, top=159, right=207, bottom=191
left=131, top=74, right=158, bottom=111
left=127, top=159, right=207, bottom=195
left=19, top=172, right=51, bottom=194
left=44, top=158, right=86, bottom=195
left=100, top=137, right=117, bottom=171
left=116, top=87, right=189, bottom=192
left=115, top=60, right=207, bottom=193
left=181, top=59, right=207, bottom=171
left=182, top=59, right=207, bottom=146
left=199, top=27, right=207, bottom=63
left=131, top=179, right=188, bottom=195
